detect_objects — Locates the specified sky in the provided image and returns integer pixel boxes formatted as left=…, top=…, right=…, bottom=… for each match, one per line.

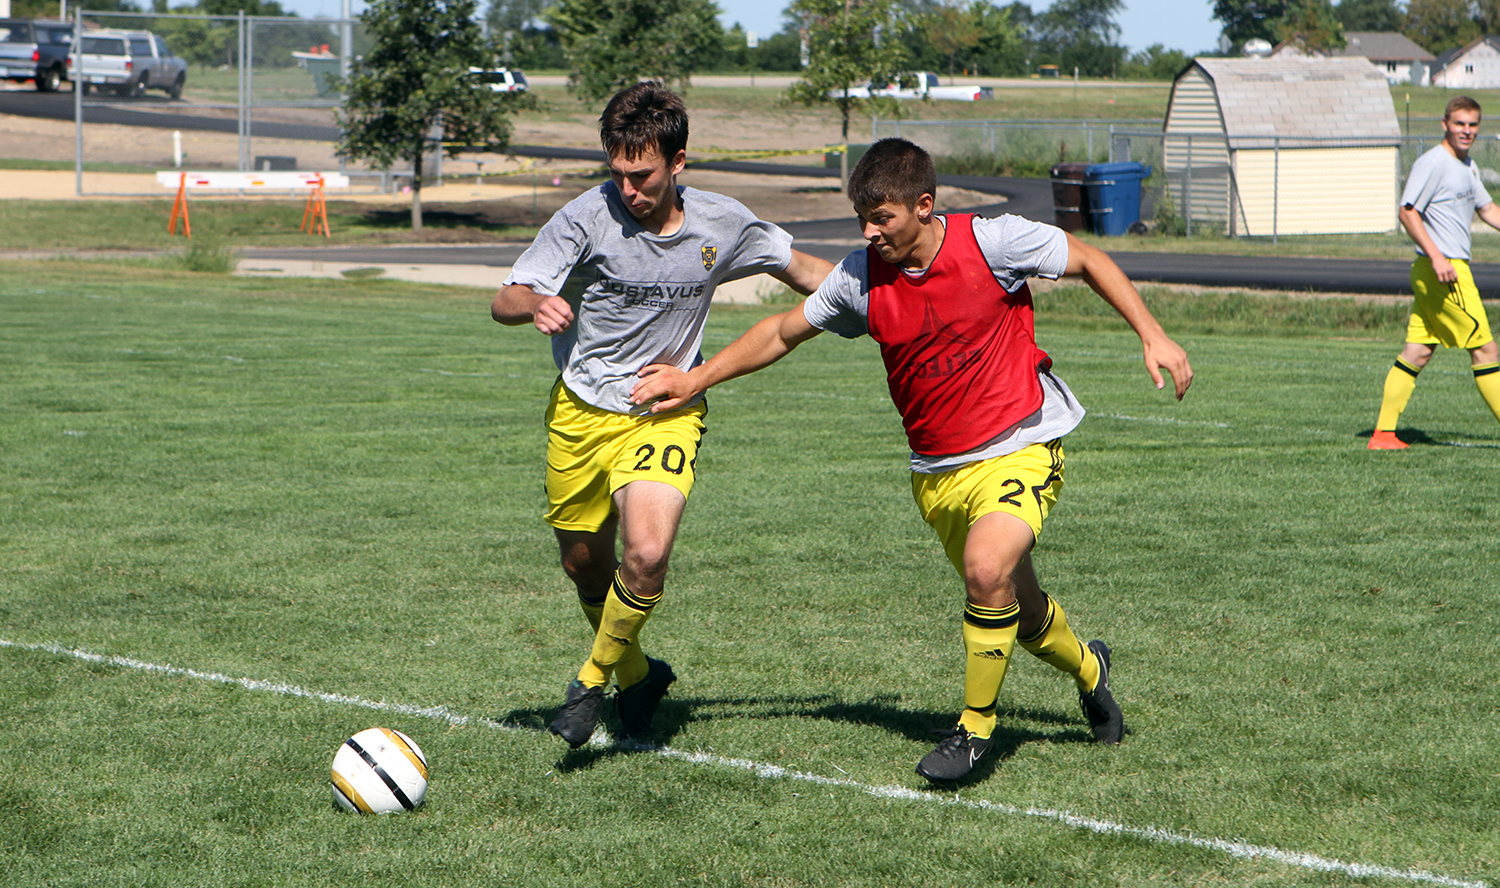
left=716, top=0, right=1226, bottom=56
left=275, top=0, right=1226, bottom=58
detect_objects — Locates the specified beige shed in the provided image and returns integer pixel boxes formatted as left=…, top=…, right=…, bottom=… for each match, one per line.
left=1164, top=57, right=1401, bottom=237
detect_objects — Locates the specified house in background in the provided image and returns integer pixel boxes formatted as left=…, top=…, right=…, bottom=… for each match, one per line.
left=1165, top=57, right=1401, bottom=237
left=1271, top=31, right=1434, bottom=85
left=1429, top=37, right=1500, bottom=89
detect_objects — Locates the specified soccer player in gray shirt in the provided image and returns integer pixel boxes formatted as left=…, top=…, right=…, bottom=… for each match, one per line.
left=491, top=83, right=832, bottom=747
left=1371, top=95, right=1500, bottom=449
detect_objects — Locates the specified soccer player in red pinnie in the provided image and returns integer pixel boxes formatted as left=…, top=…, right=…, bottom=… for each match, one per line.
left=631, top=138, right=1192, bottom=782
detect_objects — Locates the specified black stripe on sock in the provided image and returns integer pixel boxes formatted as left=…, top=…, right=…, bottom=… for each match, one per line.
left=1017, top=594, right=1055, bottom=644
left=964, top=604, right=1020, bottom=630
left=345, top=737, right=415, bottom=811
left=1474, top=364, right=1499, bottom=377
left=612, top=573, right=660, bottom=612
left=1394, top=359, right=1421, bottom=378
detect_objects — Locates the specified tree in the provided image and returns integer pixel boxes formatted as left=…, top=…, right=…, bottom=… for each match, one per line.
left=546, top=0, right=724, bottom=102
left=154, top=14, right=235, bottom=70
left=1119, top=43, right=1192, bottom=80
left=1475, top=0, right=1500, bottom=36
left=1212, top=0, right=1291, bottom=50
left=1278, top=0, right=1346, bottom=53
left=1403, top=0, right=1480, bottom=53
left=1034, top=0, right=1127, bottom=77
left=927, top=1, right=983, bottom=79
left=1335, top=0, right=1402, bottom=31
left=786, top=0, right=912, bottom=185
left=971, top=1, right=1034, bottom=75
left=335, top=0, right=529, bottom=231
left=487, top=0, right=554, bottom=32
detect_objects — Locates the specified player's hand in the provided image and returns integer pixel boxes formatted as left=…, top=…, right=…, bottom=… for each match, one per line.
left=533, top=295, right=574, bottom=335
left=1432, top=256, right=1459, bottom=284
left=1143, top=335, right=1193, bottom=400
left=631, top=364, right=699, bottom=413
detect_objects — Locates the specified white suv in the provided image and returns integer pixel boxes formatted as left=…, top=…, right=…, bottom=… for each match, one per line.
left=467, top=67, right=528, bottom=93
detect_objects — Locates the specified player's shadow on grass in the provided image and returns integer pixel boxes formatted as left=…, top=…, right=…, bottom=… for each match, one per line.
left=495, top=691, right=1099, bottom=776
left=1360, top=427, right=1500, bottom=448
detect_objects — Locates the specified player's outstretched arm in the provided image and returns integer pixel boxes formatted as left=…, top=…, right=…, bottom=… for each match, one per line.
left=1063, top=233, right=1193, bottom=400
left=1399, top=206, right=1457, bottom=283
left=631, top=302, right=823, bottom=413
left=491, top=283, right=574, bottom=335
left=770, top=249, right=836, bottom=296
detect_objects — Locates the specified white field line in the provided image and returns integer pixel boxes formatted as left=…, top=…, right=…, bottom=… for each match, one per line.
left=0, top=637, right=1486, bottom=888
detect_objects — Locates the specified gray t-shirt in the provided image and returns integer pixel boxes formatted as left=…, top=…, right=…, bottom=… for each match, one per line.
left=505, top=183, right=793, bottom=414
left=1401, top=144, right=1493, bottom=261
left=802, top=214, right=1086, bottom=473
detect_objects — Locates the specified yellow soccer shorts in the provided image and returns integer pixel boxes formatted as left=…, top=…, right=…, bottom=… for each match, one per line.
left=912, top=439, right=1065, bottom=576
left=1408, top=256, right=1495, bottom=350
left=543, top=380, right=707, bottom=532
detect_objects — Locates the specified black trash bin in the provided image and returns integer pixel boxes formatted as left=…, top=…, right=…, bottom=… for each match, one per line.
left=1050, top=162, right=1090, bottom=233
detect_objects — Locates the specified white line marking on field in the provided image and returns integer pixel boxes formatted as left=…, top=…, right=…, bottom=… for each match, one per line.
left=1, top=637, right=1486, bottom=888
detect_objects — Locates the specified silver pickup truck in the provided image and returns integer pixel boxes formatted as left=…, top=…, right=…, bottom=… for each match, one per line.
left=72, top=29, right=186, bottom=99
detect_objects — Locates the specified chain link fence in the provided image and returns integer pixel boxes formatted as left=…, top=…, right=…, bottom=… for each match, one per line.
left=69, top=9, right=404, bottom=196
left=872, top=117, right=1500, bottom=241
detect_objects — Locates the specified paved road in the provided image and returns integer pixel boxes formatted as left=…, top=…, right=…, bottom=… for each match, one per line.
left=2, top=90, right=1453, bottom=294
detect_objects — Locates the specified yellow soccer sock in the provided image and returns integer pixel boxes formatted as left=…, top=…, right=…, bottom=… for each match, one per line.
left=578, top=591, right=651, bottom=683
left=577, top=571, right=658, bottom=689
left=1017, top=594, right=1100, bottom=692
left=1474, top=362, right=1500, bottom=423
left=957, top=601, right=1019, bottom=739
left=579, top=594, right=605, bottom=633
left=1376, top=358, right=1421, bottom=431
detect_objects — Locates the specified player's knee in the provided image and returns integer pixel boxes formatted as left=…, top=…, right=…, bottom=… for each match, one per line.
left=621, top=543, right=672, bottom=589
left=1401, top=344, right=1435, bottom=367
left=560, top=549, right=613, bottom=594
left=964, top=566, right=1017, bottom=608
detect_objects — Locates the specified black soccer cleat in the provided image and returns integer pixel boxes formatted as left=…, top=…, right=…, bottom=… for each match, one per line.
left=615, top=657, right=677, bottom=739
left=549, top=679, right=605, bottom=748
left=1078, top=639, right=1124, bottom=744
left=915, top=727, right=994, bottom=783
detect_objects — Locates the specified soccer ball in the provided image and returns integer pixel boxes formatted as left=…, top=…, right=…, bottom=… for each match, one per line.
left=330, top=727, right=429, bottom=814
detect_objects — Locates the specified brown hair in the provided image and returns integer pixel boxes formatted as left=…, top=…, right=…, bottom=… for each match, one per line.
left=599, top=82, right=689, bottom=162
left=847, top=138, right=938, bottom=209
left=1445, top=95, right=1482, bottom=120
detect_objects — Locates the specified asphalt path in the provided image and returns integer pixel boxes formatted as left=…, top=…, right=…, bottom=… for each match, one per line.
left=0, top=90, right=1454, bottom=294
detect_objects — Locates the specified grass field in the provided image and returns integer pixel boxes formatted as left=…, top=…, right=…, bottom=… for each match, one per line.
left=2, top=263, right=1498, bottom=887
left=0, top=198, right=546, bottom=251
left=13, top=194, right=1500, bottom=266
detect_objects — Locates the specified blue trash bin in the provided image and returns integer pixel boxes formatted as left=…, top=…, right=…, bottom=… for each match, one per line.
left=1082, top=162, right=1152, bottom=236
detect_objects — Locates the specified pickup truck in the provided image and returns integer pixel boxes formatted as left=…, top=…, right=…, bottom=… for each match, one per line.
left=832, top=71, right=993, bottom=102
left=70, top=29, right=187, bottom=99
left=0, top=19, right=76, bottom=92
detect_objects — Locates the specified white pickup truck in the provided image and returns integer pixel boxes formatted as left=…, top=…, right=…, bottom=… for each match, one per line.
left=71, top=29, right=187, bottom=98
left=833, top=71, right=993, bottom=102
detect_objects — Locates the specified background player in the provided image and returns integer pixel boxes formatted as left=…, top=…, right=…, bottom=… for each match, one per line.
left=491, top=83, right=832, bottom=747
left=631, top=138, right=1191, bottom=782
left=1371, top=95, right=1500, bottom=449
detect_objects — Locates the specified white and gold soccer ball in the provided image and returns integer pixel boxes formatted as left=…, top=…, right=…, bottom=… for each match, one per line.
left=330, top=727, right=429, bottom=814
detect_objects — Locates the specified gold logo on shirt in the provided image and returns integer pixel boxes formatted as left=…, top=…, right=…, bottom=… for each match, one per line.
left=701, top=246, right=717, bottom=270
